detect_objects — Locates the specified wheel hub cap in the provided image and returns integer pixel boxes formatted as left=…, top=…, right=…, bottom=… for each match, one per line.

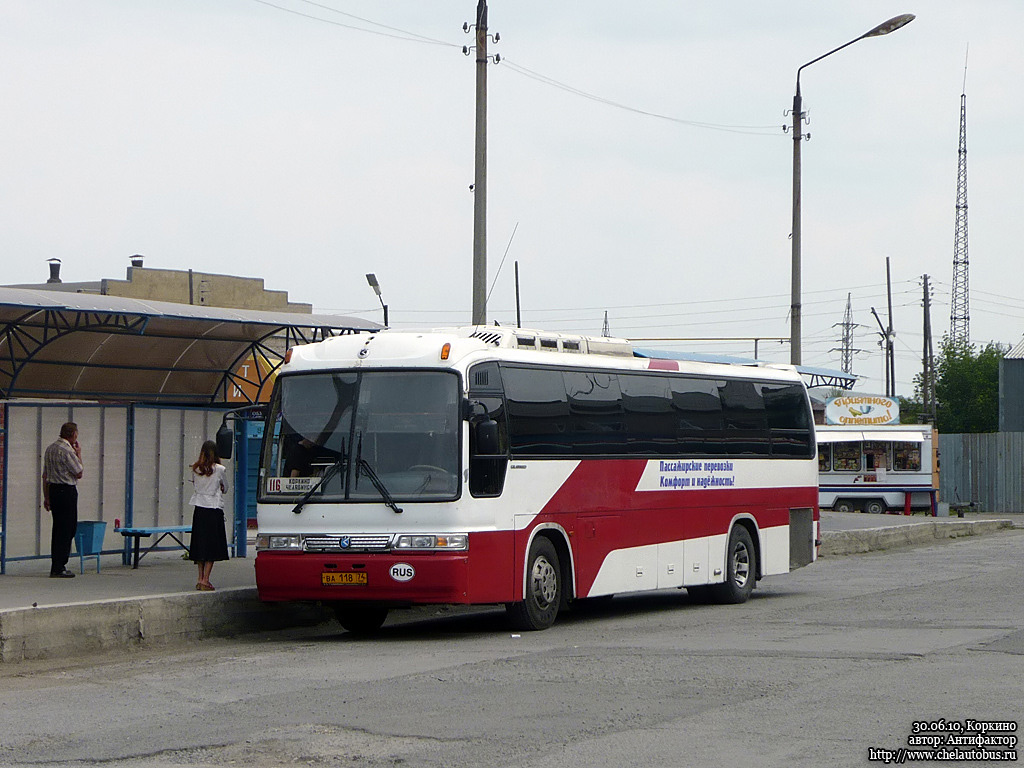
left=732, top=543, right=750, bottom=588
left=531, top=557, right=557, bottom=606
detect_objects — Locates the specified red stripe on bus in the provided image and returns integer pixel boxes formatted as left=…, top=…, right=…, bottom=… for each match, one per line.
left=518, top=459, right=816, bottom=598
left=646, top=359, right=680, bottom=371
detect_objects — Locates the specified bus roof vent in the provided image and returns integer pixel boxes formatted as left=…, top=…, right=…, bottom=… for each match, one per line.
left=584, top=337, right=635, bottom=357
left=455, top=326, right=633, bottom=356
left=469, top=330, right=503, bottom=346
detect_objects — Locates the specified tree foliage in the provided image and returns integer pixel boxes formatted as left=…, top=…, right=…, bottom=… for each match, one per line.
left=898, top=395, right=924, bottom=425
left=933, top=336, right=1005, bottom=433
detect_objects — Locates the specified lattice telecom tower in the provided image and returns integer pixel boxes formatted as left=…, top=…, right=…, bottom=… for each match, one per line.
left=831, top=293, right=860, bottom=375
left=949, top=85, right=970, bottom=343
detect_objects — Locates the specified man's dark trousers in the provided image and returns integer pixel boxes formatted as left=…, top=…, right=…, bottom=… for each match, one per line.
left=48, top=483, right=78, bottom=574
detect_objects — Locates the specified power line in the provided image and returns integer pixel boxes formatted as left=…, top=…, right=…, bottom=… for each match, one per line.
left=248, top=0, right=457, bottom=46
left=500, top=59, right=781, bottom=135
left=246, top=0, right=786, bottom=136
left=291, top=0, right=456, bottom=45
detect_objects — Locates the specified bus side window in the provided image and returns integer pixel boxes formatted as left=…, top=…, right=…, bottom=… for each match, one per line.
left=563, top=370, right=625, bottom=455
left=671, top=377, right=725, bottom=456
left=762, top=382, right=813, bottom=457
left=621, top=373, right=674, bottom=455
left=502, top=366, right=571, bottom=456
left=468, top=361, right=511, bottom=497
left=718, top=379, right=770, bottom=456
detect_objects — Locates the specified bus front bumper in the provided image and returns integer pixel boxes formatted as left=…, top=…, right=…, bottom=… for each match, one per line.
left=255, top=550, right=471, bottom=604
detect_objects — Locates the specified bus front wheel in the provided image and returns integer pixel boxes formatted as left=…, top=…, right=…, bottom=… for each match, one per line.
left=834, top=499, right=855, bottom=514
left=333, top=603, right=389, bottom=634
left=506, top=537, right=561, bottom=631
left=708, top=525, right=756, bottom=604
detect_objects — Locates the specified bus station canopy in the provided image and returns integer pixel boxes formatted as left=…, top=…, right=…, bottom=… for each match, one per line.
left=0, top=287, right=379, bottom=405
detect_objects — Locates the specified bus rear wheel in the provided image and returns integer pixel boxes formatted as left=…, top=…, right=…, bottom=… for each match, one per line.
left=708, top=525, right=756, bottom=604
left=333, top=603, right=389, bottom=634
left=506, top=537, right=561, bottom=631
left=834, top=499, right=855, bottom=514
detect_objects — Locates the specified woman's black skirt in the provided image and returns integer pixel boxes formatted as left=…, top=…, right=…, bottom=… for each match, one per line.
left=189, top=506, right=230, bottom=562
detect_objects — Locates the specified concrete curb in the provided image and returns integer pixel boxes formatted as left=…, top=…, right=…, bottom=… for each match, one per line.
left=819, top=519, right=1016, bottom=557
left=0, top=587, right=332, bottom=664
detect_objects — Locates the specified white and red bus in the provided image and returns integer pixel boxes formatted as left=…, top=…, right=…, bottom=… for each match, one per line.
left=253, top=327, right=819, bottom=632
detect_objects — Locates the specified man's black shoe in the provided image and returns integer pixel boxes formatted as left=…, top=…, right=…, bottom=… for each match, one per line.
left=49, top=569, right=75, bottom=578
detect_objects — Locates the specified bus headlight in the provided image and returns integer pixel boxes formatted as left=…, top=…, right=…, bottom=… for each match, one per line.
left=256, top=534, right=301, bottom=551
left=394, top=534, right=468, bottom=550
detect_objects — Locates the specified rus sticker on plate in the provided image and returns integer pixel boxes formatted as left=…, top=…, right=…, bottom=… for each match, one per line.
left=266, top=476, right=318, bottom=494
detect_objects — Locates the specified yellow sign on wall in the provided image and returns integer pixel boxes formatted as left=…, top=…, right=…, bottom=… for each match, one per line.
left=825, top=395, right=900, bottom=425
left=226, top=353, right=278, bottom=403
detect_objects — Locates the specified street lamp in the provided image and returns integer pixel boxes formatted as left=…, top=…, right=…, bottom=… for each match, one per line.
left=365, top=273, right=389, bottom=328
left=788, top=13, right=914, bottom=366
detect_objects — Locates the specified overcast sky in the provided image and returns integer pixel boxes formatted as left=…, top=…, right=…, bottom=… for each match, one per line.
left=2, top=1, right=1021, bottom=397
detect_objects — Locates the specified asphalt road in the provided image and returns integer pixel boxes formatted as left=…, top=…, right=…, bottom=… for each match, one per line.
left=1, top=529, right=1021, bottom=768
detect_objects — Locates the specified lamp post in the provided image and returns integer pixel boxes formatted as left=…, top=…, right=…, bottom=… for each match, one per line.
left=365, top=273, right=389, bottom=328
left=788, top=14, right=914, bottom=367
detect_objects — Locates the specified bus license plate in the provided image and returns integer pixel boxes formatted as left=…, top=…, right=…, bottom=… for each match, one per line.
left=322, top=572, right=367, bottom=586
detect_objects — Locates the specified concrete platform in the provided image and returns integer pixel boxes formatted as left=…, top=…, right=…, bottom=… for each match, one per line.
left=0, top=551, right=332, bottom=664
left=818, top=511, right=1018, bottom=556
left=0, top=512, right=1019, bottom=664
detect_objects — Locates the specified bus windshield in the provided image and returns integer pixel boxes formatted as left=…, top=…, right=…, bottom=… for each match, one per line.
left=260, top=370, right=460, bottom=503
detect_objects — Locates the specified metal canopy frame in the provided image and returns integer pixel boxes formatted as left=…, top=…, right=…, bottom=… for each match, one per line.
left=800, top=369, right=858, bottom=390
left=0, top=287, right=379, bottom=405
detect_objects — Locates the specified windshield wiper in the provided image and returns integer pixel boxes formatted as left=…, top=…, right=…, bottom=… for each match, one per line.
left=354, top=432, right=402, bottom=514
left=291, top=440, right=346, bottom=515
left=357, top=458, right=404, bottom=514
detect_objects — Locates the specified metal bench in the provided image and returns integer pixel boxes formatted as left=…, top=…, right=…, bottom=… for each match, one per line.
left=115, top=525, right=192, bottom=569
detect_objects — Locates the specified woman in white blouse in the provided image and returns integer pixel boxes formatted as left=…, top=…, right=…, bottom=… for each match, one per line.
left=188, top=440, right=229, bottom=591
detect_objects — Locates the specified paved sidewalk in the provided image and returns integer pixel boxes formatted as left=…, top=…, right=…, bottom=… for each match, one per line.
left=0, top=550, right=258, bottom=612
left=0, top=512, right=1019, bottom=664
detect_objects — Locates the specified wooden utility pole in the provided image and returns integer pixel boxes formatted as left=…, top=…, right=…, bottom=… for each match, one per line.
left=871, top=307, right=891, bottom=396
left=885, top=257, right=896, bottom=396
left=471, top=0, right=489, bottom=326
left=872, top=262, right=897, bottom=399
left=922, top=274, right=936, bottom=421
left=514, top=260, right=521, bottom=328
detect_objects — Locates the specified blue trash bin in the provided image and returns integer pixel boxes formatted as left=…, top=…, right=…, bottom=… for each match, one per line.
left=74, top=521, right=107, bottom=574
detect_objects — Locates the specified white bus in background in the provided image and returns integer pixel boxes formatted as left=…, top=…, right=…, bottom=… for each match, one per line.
left=251, top=327, right=820, bottom=633
left=817, top=424, right=939, bottom=515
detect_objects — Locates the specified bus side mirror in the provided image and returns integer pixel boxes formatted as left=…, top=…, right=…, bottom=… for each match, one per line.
left=463, top=398, right=486, bottom=420
left=473, top=419, right=500, bottom=456
left=216, top=422, right=234, bottom=460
